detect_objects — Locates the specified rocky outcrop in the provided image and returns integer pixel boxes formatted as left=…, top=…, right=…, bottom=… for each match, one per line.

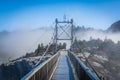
left=0, top=56, right=43, bottom=80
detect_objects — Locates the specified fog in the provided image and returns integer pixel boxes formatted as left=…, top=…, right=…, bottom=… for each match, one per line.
left=76, top=30, right=120, bottom=43
left=0, top=28, right=53, bottom=63
left=0, top=28, right=120, bottom=63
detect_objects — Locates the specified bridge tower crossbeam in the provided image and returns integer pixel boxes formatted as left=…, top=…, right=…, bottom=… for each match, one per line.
left=54, top=17, right=74, bottom=52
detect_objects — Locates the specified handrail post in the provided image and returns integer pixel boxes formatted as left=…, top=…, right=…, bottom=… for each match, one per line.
left=47, top=62, right=48, bottom=80
left=34, top=74, right=35, bottom=80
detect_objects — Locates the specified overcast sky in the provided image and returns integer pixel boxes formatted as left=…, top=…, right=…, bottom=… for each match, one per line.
left=0, top=0, right=120, bottom=31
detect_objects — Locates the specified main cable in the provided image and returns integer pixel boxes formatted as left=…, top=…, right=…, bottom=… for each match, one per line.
left=34, top=26, right=56, bottom=67
left=73, top=34, right=101, bottom=78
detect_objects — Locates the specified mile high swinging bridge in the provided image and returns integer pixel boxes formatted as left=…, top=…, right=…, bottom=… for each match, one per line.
left=21, top=17, right=104, bottom=80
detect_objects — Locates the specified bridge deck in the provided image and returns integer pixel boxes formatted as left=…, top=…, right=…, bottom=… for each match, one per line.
left=21, top=50, right=100, bottom=80
left=51, top=53, right=74, bottom=80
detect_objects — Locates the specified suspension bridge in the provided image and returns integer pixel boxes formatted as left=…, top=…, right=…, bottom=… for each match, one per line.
left=21, top=17, right=103, bottom=80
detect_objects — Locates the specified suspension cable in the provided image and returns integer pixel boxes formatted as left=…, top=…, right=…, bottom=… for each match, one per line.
left=26, top=29, right=48, bottom=53
left=34, top=28, right=56, bottom=67
left=70, top=21, right=101, bottom=78
left=73, top=34, right=101, bottom=79
left=26, top=21, right=55, bottom=54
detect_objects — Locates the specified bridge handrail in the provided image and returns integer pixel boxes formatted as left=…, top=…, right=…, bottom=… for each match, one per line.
left=68, top=50, right=100, bottom=80
left=21, top=51, right=60, bottom=80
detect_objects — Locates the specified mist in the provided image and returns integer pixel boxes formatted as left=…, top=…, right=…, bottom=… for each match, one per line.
left=0, top=28, right=53, bottom=63
left=76, top=29, right=120, bottom=43
left=0, top=27, right=120, bottom=63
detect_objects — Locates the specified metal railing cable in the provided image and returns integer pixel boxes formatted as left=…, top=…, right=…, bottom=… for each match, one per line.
left=34, top=26, right=56, bottom=67
left=68, top=51, right=100, bottom=80
left=22, top=21, right=56, bottom=67
left=72, top=19, right=100, bottom=78
left=70, top=21, right=104, bottom=79
left=21, top=50, right=60, bottom=80
left=26, top=29, right=49, bottom=54
left=26, top=21, right=55, bottom=54
left=21, top=28, right=60, bottom=80
left=72, top=35, right=101, bottom=79
left=69, top=22, right=101, bottom=79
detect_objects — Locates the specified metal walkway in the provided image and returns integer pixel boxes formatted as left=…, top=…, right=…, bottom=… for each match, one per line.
left=51, top=54, right=74, bottom=80
left=21, top=50, right=100, bottom=80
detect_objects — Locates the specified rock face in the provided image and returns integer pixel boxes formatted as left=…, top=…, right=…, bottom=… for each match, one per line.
left=0, top=56, right=42, bottom=80
left=108, top=20, right=120, bottom=32
left=0, top=60, right=33, bottom=80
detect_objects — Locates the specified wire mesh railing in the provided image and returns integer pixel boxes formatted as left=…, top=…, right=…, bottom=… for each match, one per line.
left=68, top=50, right=100, bottom=80
left=21, top=51, right=60, bottom=80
